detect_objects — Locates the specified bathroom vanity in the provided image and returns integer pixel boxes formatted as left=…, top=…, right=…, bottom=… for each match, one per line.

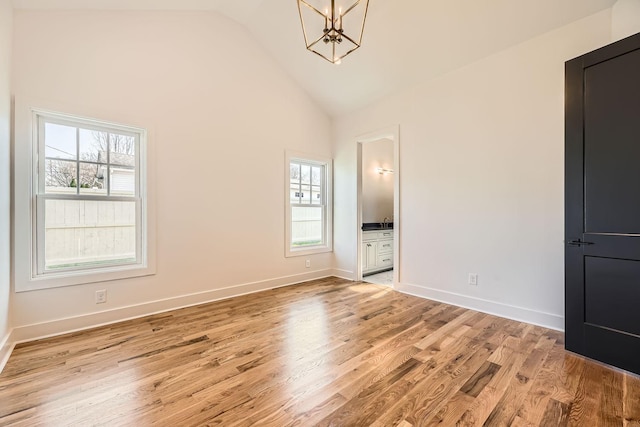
left=362, top=226, right=394, bottom=276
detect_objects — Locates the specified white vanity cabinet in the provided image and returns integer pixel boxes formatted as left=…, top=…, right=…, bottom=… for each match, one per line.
left=362, top=229, right=394, bottom=275
left=362, top=240, right=378, bottom=273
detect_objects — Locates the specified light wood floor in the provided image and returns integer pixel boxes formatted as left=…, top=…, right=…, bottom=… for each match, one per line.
left=0, top=278, right=639, bottom=426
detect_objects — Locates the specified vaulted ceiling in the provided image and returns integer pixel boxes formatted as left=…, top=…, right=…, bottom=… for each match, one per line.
left=12, top=0, right=618, bottom=116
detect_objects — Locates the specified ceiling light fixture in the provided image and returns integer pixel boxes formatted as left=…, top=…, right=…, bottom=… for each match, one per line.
left=297, top=0, right=370, bottom=64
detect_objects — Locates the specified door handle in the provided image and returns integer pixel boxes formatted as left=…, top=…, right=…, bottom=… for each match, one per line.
left=567, top=239, right=594, bottom=246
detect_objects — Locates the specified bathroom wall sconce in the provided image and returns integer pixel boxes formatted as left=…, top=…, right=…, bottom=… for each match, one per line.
left=376, top=167, right=394, bottom=175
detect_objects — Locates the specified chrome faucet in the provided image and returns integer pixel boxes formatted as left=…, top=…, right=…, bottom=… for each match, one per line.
left=382, top=217, right=390, bottom=229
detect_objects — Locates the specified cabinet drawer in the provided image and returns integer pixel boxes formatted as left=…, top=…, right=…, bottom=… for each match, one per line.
left=362, top=231, right=379, bottom=242
left=378, top=230, right=394, bottom=239
left=378, top=239, right=393, bottom=254
left=377, top=254, right=393, bottom=268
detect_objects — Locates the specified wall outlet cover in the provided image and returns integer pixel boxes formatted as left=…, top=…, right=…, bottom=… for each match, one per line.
left=96, top=289, right=107, bottom=304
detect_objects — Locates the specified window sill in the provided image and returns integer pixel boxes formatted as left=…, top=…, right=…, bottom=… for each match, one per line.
left=285, top=245, right=333, bottom=258
left=16, top=263, right=156, bottom=293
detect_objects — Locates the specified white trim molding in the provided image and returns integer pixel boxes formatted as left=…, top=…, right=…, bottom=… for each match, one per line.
left=13, top=101, right=157, bottom=292
left=330, top=268, right=356, bottom=281
left=396, top=282, right=564, bottom=331
left=285, top=150, right=333, bottom=258
left=355, top=125, right=400, bottom=285
left=0, top=330, right=15, bottom=374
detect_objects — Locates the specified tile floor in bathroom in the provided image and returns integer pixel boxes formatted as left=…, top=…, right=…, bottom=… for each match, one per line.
left=363, top=269, right=394, bottom=286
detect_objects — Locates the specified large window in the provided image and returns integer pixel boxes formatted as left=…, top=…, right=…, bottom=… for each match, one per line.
left=32, top=111, right=149, bottom=280
left=286, top=151, right=332, bottom=257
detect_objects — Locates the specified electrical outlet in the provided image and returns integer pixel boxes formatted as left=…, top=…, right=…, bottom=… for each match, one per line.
left=95, top=289, right=107, bottom=304
left=468, top=274, right=478, bottom=286
left=305, top=259, right=311, bottom=268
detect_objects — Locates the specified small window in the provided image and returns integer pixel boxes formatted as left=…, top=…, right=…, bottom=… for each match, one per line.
left=285, top=151, right=332, bottom=257
left=33, top=111, right=149, bottom=279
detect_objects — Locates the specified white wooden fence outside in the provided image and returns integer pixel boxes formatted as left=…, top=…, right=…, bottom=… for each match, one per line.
left=44, top=197, right=322, bottom=267
left=291, top=206, right=322, bottom=245
left=44, top=198, right=136, bottom=268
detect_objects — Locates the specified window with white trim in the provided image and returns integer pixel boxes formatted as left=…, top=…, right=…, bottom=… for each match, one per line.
left=286, top=151, right=332, bottom=256
left=34, top=111, right=148, bottom=277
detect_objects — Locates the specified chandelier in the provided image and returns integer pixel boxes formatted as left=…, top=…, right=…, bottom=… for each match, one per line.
left=297, top=0, right=370, bottom=64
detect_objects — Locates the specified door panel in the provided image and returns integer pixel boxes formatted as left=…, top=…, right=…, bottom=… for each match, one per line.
left=585, top=257, right=640, bottom=336
left=584, top=327, right=640, bottom=377
left=565, top=32, right=640, bottom=376
left=584, top=48, right=640, bottom=234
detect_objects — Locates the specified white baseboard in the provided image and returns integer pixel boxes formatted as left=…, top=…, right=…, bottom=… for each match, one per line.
left=331, top=268, right=356, bottom=281
left=9, top=269, right=337, bottom=348
left=395, top=282, right=564, bottom=331
left=0, top=329, right=15, bottom=374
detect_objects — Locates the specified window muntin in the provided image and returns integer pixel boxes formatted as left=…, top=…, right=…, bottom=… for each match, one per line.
left=286, top=153, right=332, bottom=256
left=35, top=112, right=144, bottom=275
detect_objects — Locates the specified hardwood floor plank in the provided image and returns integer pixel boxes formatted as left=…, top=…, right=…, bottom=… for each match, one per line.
left=421, top=390, right=475, bottom=427
left=515, top=341, right=585, bottom=425
left=316, top=358, right=422, bottom=427
left=624, top=374, right=640, bottom=426
left=460, top=361, right=502, bottom=398
left=481, top=334, right=555, bottom=426
left=540, top=399, right=571, bottom=427
left=511, top=415, right=538, bottom=427
left=0, top=277, right=637, bottom=426
left=599, top=369, right=624, bottom=427
left=567, top=361, right=607, bottom=426
left=371, top=320, right=504, bottom=426
left=455, top=326, right=542, bottom=426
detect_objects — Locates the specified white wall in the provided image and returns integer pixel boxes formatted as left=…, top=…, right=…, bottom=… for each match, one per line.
left=333, top=10, right=613, bottom=330
left=11, top=10, right=332, bottom=337
left=362, top=138, right=394, bottom=224
left=611, top=0, right=640, bottom=41
left=612, top=0, right=640, bottom=41
left=0, top=0, right=12, bottom=368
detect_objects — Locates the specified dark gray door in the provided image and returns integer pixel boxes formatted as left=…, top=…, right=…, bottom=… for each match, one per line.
left=565, top=32, right=640, bottom=376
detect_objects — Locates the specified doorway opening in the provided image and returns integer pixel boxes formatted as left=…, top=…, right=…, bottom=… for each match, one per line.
left=356, top=126, right=400, bottom=287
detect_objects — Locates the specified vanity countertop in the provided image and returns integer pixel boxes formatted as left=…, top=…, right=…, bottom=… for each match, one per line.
left=362, top=222, right=394, bottom=231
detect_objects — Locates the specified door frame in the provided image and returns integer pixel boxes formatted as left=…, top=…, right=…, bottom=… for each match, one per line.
left=356, top=125, right=400, bottom=285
